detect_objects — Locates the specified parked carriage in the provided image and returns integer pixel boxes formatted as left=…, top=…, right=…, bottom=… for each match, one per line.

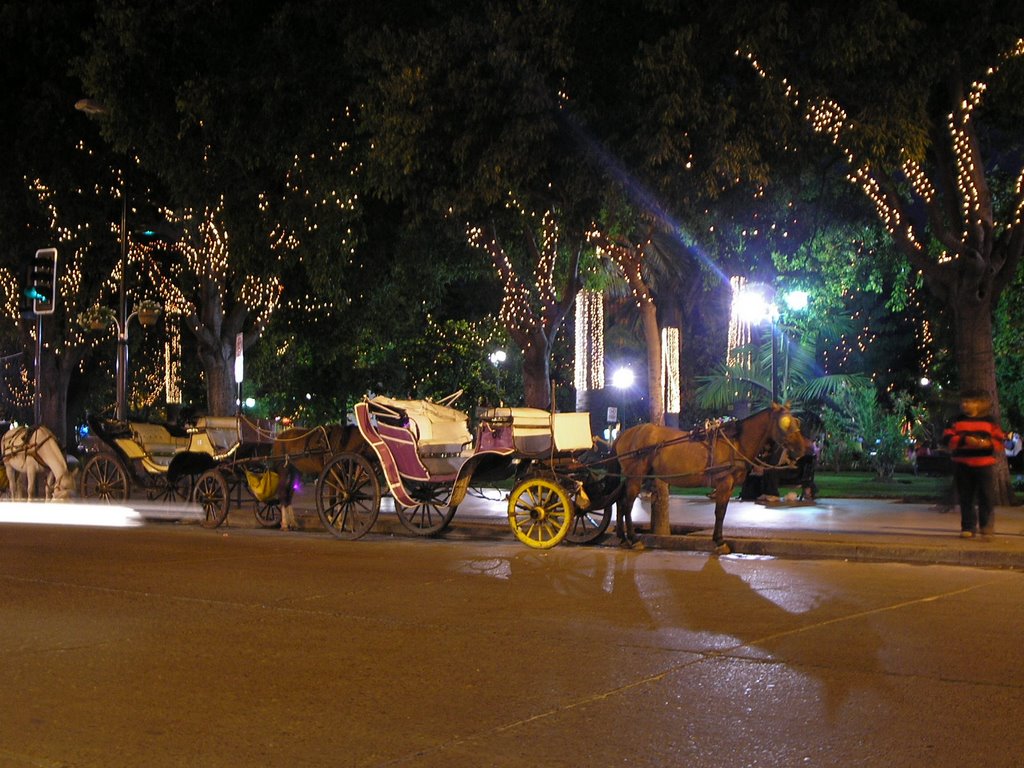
left=79, top=415, right=283, bottom=527
left=314, top=391, right=619, bottom=549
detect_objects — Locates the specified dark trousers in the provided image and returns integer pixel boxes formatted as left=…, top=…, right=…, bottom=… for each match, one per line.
left=953, top=463, right=996, bottom=533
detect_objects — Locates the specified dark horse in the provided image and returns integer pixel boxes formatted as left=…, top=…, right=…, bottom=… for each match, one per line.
left=271, top=424, right=369, bottom=530
left=614, top=404, right=808, bottom=553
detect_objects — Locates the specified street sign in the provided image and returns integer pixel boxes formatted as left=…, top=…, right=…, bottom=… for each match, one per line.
left=234, top=332, right=244, bottom=383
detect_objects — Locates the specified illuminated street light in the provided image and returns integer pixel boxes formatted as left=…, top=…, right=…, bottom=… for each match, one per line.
left=732, top=282, right=779, bottom=402
left=610, top=366, right=635, bottom=438
left=784, top=290, right=809, bottom=312
left=611, top=367, right=635, bottom=390
left=489, top=349, right=507, bottom=366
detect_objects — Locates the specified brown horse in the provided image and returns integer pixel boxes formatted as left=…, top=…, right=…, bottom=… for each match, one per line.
left=613, top=404, right=808, bottom=553
left=271, top=424, right=369, bottom=530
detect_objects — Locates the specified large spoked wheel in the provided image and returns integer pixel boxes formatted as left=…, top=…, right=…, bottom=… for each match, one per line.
left=80, top=454, right=130, bottom=502
left=565, top=474, right=619, bottom=545
left=565, top=503, right=612, bottom=544
left=508, top=477, right=572, bottom=549
left=396, top=484, right=457, bottom=536
left=316, top=453, right=381, bottom=540
left=254, top=501, right=282, bottom=528
left=194, top=469, right=230, bottom=529
left=147, top=473, right=192, bottom=503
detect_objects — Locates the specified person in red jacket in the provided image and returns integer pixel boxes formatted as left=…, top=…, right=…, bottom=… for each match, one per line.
left=942, top=389, right=1006, bottom=538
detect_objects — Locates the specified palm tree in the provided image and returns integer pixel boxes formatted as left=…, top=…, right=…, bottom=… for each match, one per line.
left=696, top=317, right=867, bottom=419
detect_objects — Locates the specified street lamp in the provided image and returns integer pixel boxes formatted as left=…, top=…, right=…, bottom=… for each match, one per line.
left=83, top=301, right=162, bottom=420
left=611, top=366, right=635, bottom=438
left=488, top=349, right=507, bottom=405
left=75, top=97, right=135, bottom=421
left=732, top=282, right=779, bottom=402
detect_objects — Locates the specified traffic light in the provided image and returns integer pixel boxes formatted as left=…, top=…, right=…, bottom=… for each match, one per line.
left=26, top=248, right=58, bottom=315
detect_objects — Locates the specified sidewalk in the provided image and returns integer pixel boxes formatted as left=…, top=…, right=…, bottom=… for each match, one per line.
left=276, top=488, right=1024, bottom=569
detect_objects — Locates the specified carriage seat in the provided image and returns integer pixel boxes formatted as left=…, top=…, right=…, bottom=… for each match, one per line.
left=192, top=416, right=242, bottom=457
left=370, top=396, right=473, bottom=475
left=478, top=407, right=593, bottom=454
left=129, top=422, right=190, bottom=460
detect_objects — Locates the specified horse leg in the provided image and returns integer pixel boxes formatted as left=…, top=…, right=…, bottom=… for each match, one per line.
left=8, top=467, right=23, bottom=500
left=24, top=464, right=37, bottom=501
left=615, top=478, right=643, bottom=547
left=710, top=480, right=734, bottom=555
left=279, top=467, right=298, bottom=530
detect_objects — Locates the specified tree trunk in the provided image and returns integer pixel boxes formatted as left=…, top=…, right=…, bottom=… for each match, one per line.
left=38, top=351, right=70, bottom=445
left=521, top=340, right=551, bottom=410
left=952, top=298, right=1013, bottom=504
left=640, top=300, right=664, bottom=427
left=651, top=479, right=671, bottom=536
left=199, top=340, right=237, bottom=416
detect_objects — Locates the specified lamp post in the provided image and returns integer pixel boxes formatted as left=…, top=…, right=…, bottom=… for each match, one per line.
left=84, top=303, right=162, bottom=421
left=732, top=283, right=812, bottom=405
left=488, top=349, right=507, bottom=405
left=75, top=98, right=135, bottom=421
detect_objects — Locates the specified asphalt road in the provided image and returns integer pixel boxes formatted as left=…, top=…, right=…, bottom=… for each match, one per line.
left=2, top=521, right=1023, bottom=768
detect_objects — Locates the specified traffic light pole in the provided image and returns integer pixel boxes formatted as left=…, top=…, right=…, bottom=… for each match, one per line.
left=116, top=192, right=128, bottom=422
left=27, top=247, right=58, bottom=426
left=34, top=314, right=42, bottom=425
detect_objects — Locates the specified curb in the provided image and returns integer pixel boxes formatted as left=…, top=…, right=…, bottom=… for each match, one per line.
left=639, top=532, right=1024, bottom=569
left=217, top=508, right=1024, bottom=569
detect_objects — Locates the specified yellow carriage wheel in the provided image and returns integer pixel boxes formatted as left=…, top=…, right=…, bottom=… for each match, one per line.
left=508, top=478, right=572, bottom=549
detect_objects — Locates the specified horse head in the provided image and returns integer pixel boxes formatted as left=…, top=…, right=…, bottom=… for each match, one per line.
left=48, top=464, right=80, bottom=500
left=771, top=404, right=808, bottom=461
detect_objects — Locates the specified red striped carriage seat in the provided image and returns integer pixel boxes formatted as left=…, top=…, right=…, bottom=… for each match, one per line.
left=368, top=396, right=474, bottom=478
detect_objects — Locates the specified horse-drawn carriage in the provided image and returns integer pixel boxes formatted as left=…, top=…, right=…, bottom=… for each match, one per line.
left=79, top=415, right=285, bottom=526
left=312, top=391, right=619, bottom=548
left=74, top=391, right=806, bottom=553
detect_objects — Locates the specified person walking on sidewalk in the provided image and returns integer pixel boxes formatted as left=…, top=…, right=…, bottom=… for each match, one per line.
left=942, top=389, right=1006, bottom=538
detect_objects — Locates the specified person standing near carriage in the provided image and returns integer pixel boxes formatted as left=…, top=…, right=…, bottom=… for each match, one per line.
left=941, top=388, right=1006, bottom=538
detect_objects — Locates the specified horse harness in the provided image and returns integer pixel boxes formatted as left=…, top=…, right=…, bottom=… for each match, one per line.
left=4, top=427, right=60, bottom=468
left=613, top=420, right=796, bottom=481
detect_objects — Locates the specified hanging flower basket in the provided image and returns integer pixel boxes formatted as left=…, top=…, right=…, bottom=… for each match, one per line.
left=78, top=306, right=116, bottom=332
left=136, top=300, right=162, bottom=328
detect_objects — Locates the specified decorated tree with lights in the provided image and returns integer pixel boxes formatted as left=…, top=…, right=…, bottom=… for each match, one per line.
left=136, top=201, right=282, bottom=416
left=466, top=204, right=582, bottom=409
left=739, top=13, right=1024, bottom=496
left=77, top=1, right=372, bottom=416
left=587, top=232, right=666, bottom=425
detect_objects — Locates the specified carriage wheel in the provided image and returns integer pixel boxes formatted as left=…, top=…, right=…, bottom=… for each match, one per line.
left=508, top=477, right=572, bottom=549
left=565, top=474, right=619, bottom=544
left=396, top=485, right=457, bottom=536
left=147, top=473, right=192, bottom=503
left=565, top=504, right=612, bottom=545
left=194, top=469, right=230, bottom=529
left=254, top=500, right=282, bottom=528
left=80, top=454, right=130, bottom=502
left=316, top=453, right=381, bottom=540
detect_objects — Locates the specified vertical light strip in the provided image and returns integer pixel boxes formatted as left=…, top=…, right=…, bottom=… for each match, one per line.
left=164, top=316, right=182, bottom=404
left=574, top=289, right=604, bottom=393
left=727, top=276, right=751, bottom=367
left=661, top=326, right=680, bottom=413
